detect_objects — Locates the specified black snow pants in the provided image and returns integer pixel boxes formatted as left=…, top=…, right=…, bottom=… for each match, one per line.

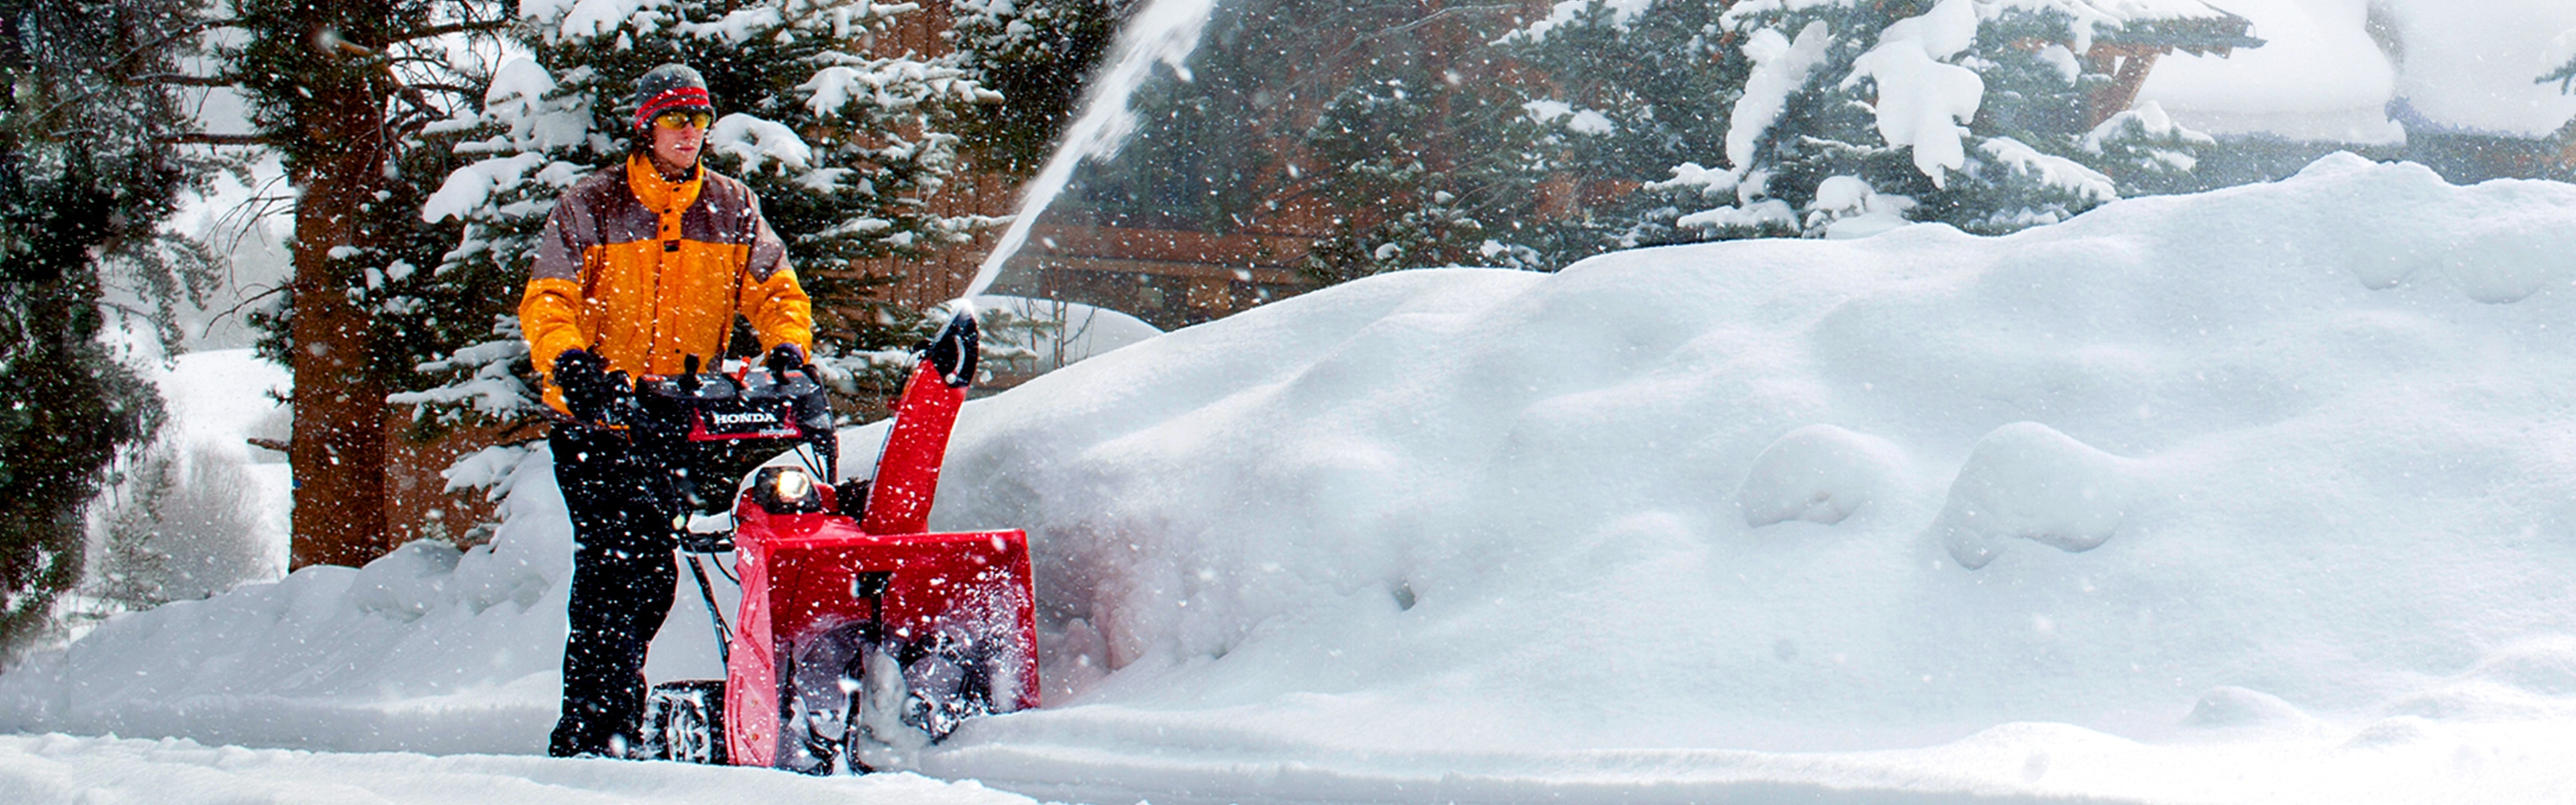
left=547, top=427, right=681, bottom=758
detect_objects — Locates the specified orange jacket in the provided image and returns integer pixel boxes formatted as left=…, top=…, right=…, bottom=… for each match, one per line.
left=521, top=155, right=814, bottom=414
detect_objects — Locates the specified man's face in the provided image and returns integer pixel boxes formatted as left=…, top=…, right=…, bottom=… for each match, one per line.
left=650, top=111, right=708, bottom=171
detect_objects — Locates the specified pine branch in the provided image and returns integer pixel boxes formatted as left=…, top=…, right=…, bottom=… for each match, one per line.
left=108, top=17, right=244, bottom=72
left=131, top=73, right=233, bottom=87
left=405, top=82, right=482, bottom=98
left=1279, top=5, right=1522, bottom=99
left=374, top=19, right=513, bottom=46
left=167, top=133, right=270, bottom=146
left=2542, top=60, right=2576, bottom=95
left=28, top=17, right=242, bottom=127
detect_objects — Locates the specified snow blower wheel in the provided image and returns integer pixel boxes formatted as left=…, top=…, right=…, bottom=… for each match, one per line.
left=775, top=622, right=922, bottom=774
left=641, top=680, right=727, bottom=765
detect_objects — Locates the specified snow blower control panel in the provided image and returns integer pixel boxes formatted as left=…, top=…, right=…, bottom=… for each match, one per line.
left=633, top=362, right=832, bottom=443
left=626, top=359, right=841, bottom=519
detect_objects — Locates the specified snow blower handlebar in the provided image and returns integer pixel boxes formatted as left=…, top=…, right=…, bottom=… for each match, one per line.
left=629, top=359, right=835, bottom=464
left=592, top=357, right=841, bottom=550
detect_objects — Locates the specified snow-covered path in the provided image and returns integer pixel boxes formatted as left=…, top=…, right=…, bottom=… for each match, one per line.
left=11, top=720, right=2576, bottom=805
left=0, top=734, right=1034, bottom=805
left=938, top=719, right=2576, bottom=804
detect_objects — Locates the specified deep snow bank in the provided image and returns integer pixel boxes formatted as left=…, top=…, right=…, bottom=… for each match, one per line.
left=923, top=153, right=2576, bottom=758
left=13, top=154, right=2576, bottom=802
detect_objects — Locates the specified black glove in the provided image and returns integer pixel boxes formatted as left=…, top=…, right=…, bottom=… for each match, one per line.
left=552, top=348, right=625, bottom=423
left=763, top=341, right=810, bottom=378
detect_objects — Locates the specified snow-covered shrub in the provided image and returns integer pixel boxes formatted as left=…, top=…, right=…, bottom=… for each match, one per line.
left=86, top=442, right=272, bottom=612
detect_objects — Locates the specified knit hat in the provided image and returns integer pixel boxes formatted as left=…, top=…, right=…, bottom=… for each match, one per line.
left=633, top=64, right=714, bottom=131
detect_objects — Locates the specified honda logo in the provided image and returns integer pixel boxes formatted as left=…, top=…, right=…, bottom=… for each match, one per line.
left=710, top=411, right=778, bottom=426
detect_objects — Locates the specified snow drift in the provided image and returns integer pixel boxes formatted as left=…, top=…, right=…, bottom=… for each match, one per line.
left=926, top=153, right=2576, bottom=796
left=14, top=154, right=2576, bottom=802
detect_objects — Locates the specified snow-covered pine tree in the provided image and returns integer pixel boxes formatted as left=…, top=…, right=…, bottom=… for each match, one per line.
left=1299, top=8, right=1561, bottom=282
left=84, top=442, right=270, bottom=614
left=410, top=0, right=1000, bottom=481
left=0, top=0, right=215, bottom=660
left=1707, top=0, right=2104, bottom=236
left=89, top=454, right=178, bottom=612
left=2079, top=101, right=2214, bottom=197
left=951, top=0, right=1132, bottom=176
left=1523, top=0, right=2209, bottom=241
left=1503, top=0, right=1758, bottom=252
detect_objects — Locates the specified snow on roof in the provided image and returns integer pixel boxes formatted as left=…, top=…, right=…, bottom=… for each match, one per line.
left=2086, top=1, right=2265, bottom=51
left=2141, top=0, right=2576, bottom=141
left=2079, top=0, right=2239, bottom=22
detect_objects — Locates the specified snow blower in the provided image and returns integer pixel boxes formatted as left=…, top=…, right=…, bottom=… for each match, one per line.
left=629, top=309, right=1038, bottom=773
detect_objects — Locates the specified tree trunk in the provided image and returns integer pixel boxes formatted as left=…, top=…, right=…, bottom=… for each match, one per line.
left=287, top=83, right=392, bottom=570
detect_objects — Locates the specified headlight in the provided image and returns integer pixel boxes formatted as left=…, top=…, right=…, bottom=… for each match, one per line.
left=751, top=466, right=826, bottom=515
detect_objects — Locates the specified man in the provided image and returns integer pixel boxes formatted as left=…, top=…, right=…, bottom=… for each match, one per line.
left=521, top=63, right=815, bottom=758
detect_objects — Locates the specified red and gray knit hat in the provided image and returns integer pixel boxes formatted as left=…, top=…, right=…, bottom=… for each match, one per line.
left=633, top=64, right=714, bottom=131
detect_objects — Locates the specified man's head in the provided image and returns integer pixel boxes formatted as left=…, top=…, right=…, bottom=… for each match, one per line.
left=634, top=64, right=714, bottom=173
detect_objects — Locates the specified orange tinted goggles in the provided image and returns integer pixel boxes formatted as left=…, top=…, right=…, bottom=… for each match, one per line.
left=653, top=110, right=714, bottom=130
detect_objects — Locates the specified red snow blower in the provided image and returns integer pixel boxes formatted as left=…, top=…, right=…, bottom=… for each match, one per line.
left=627, top=309, right=1038, bottom=773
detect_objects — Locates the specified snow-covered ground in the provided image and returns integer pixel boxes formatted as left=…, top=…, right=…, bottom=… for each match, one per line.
left=0, top=733, right=1035, bottom=805
left=16, top=155, right=2576, bottom=802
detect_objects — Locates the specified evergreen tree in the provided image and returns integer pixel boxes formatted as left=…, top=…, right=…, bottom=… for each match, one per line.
left=1502, top=0, right=1757, bottom=252
left=409, top=0, right=999, bottom=460
left=85, top=443, right=269, bottom=612
left=951, top=0, right=1134, bottom=176
left=1299, top=44, right=1559, bottom=281
left=1521, top=0, right=2204, bottom=241
left=90, top=449, right=180, bottom=612
left=2079, top=101, right=2215, bottom=197
left=1059, top=0, right=1568, bottom=285
left=0, top=0, right=213, bottom=661
left=222, top=0, right=510, bottom=568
